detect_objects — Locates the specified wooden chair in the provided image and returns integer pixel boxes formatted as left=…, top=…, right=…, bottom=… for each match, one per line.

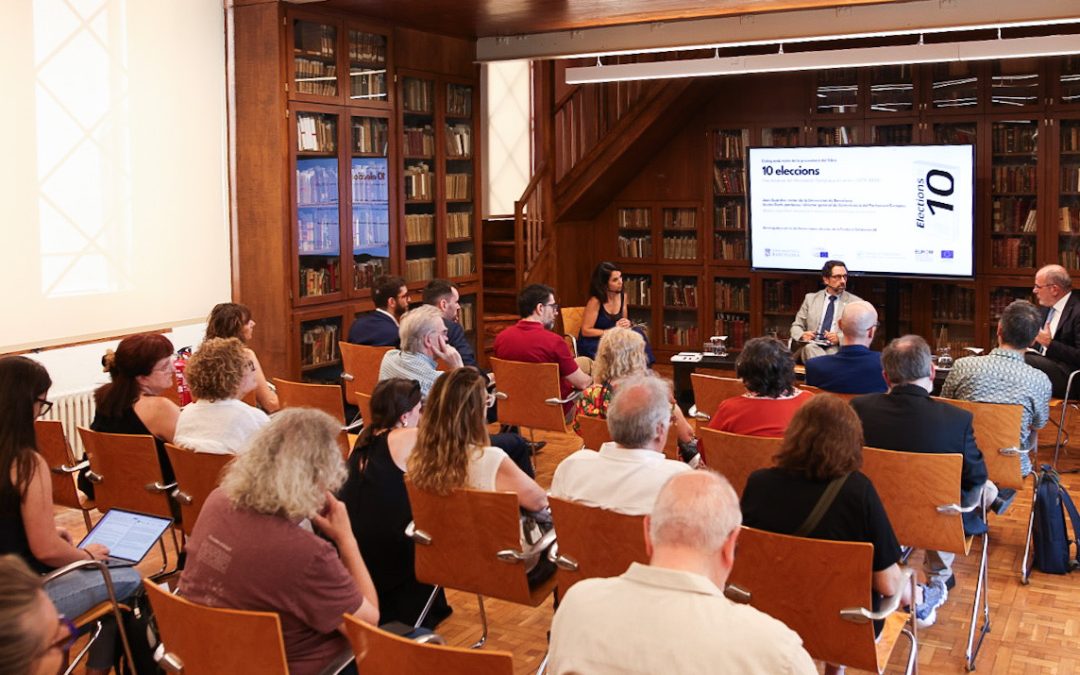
left=726, top=527, right=917, bottom=675
left=689, top=373, right=746, bottom=422
left=164, top=444, right=234, bottom=536
left=405, top=482, right=557, bottom=648
left=76, top=428, right=180, bottom=576
left=490, top=357, right=580, bottom=436
left=574, top=413, right=679, bottom=460
left=34, top=419, right=96, bottom=531
left=45, top=559, right=136, bottom=672
left=339, top=342, right=393, bottom=408
left=548, top=497, right=648, bottom=593
left=559, top=306, right=586, bottom=357
left=273, top=377, right=354, bottom=457
left=356, top=392, right=374, bottom=436
left=799, top=384, right=857, bottom=402
left=696, top=427, right=780, bottom=497
left=860, top=446, right=988, bottom=670
left=343, top=616, right=513, bottom=675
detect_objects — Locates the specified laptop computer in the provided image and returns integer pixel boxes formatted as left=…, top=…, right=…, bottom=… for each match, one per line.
left=78, top=508, right=173, bottom=568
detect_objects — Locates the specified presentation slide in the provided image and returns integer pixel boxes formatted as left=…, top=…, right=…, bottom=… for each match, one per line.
left=748, top=144, right=975, bottom=278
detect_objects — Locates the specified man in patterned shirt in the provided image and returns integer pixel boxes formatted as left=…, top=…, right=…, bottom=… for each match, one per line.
left=941, top=300, right=1050, bottom=477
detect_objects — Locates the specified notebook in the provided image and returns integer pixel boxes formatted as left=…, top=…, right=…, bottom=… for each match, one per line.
left=78, top=509, right=173, bottom=567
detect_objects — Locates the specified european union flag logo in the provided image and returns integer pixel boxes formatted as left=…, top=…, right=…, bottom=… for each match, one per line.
left=818, top=251, right=828, bottom=257
left=941, top=250, right=954, bottom=259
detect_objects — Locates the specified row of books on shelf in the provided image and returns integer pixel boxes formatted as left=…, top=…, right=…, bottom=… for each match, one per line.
left=662, top=324, right=699, bottom=347
left=989, top=289, right=1029, bottom=317
left=354, top=257, right=388, bottom=290
left=617, top=235, right=651, bottom=258
left=405, top=214, right=434, bottom=243
left=714, top=203, right=745, bottom=230
left=761, top=128, right=800, bottom=147
left=713, top=235, right=748, bottom=260
left=295, top=22, right=335, bottom=57
left=713, top=166, right=745, bottom=195
left=1060, top=248, right=1080, bottom=269
left=353, top=118, right=388, bottom=155
left=301, top=322, right=340, bottom=368
left=992, top=125, right=1037, bottom=154
left=663, top=210, right=696, bottom=230
left=446, top=124, right=472, bottom=159
left=713, top=132, right=747, bottom=161
left=991, top=165, right=1037, bottom=193
left=618, top=208, right=650, bottom=230
left=297, top=165, right=338, bottom=205
left=348, top=31, right=386, bottom=65
left=300, top=261, right=340, bottom=297
left=991, top=198, right=1037, bottom=233
left=1062, top=166, right=1080, bottom=193
left=990, top=237, right=1036, bottom=268
left=446, top=173, right=471, bottom=200
left=1063, top=125, right=1080, bottom=153
left=404, top=257, right=436, bottom=283
left=350, top=72, right=387, bottom=101
left=350, top=163, right=388, bottom=202
left=662, top=235, right=698, bottom=260
left=1061, top=205, right=1080, bottom=233
left=352, top=211, right=388, bottom=249
left=663, top=281, right=698, bottom=308
left=447, top=211, right=472, bottom=239
left=404, top=163, right=432, bottom=200
left=298, top=115, right=337, bottom=153
left=403, top=125, right=435, bottom=156
left=298, top=214, right=338, bottom=253
left=873, top=126, right=914, bottom=145
left=712, top=316, right=748, bottom=350
left=459, top=302, right=476, bottom=332
left=446, top=252, right=475, bottom=277
left=625, top=277, right=652, bottom=306
left=403, top=79, right=434, bottom=114
left=295, top=59, right=337, bottom=97
left=763, top=281, right=805, bottom=314
left=714, top=281, right=750, bottom=312
left=931, top=285, right=975, bottom=321
left=817, top=127, right=856, bottom=146
left=447, top=85, right=472, bottom=118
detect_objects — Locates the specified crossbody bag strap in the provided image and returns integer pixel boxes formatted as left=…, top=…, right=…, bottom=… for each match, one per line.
left=794, top=473, right=850, bottom=537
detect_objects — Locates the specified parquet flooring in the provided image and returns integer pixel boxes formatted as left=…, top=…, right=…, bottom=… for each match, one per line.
left=57, top=398, right=1080, bottom=674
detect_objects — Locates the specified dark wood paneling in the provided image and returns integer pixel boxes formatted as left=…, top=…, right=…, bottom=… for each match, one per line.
left=393, top=27, right=476, bottom=78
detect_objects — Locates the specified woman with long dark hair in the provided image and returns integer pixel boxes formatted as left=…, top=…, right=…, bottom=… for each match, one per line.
left=0, top=356, right=141, bottom=675
left=204, top=302, right=280, bottom=412
left=338, top=378, right=451, bottom=628
left=577, top=261, right=654, bottom=363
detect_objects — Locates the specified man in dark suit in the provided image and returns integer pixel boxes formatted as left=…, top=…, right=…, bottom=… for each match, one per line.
left=423, top=279, right=477, bottom=368
left=347, top=275, right=409, bottom=347
left=804, top=300, right=886, bottom=394
left=851, top=335, right=1007, bottom=626
left=1025, top=264, right=1080, bottom=398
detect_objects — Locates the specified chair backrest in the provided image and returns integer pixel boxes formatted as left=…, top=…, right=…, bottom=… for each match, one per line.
left=860, top=446, right=970, bottom=554
left=727, top=527, right=893, bottom=673
left=343, top=616, right=513, bottom=675
left=143, top=580, right=289, bottom=675
left=690, top=373, right=746, bottom=420
left=164, top=444, right=233, bottom=536
left=405, top=482, right=553, bottom=607
left=548, top=497, right=647, bottom=593
left=696, top=427, right=781, bottom=497
left=575, top=414, right=678, bottom=460
left=273, top=378, right=351, bottom=456
left=339, top=342, right=393, bottom=406
left=356, top=392, right=373, bottom=431
left=800, top=384, right=856, bottom=402
left=489, top=358, right=570, bottom=433
left=936, top=397, right=1025, bottom=490
left=34, top=420, right=85, bottom=512
left=77, top=428, right=174, bottom=519
left=560, top=306, right=586, bottom=355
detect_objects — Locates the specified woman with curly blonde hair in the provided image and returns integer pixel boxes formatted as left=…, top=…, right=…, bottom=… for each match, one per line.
left=575, top=328, right=696, bottom=461
left=180, top=408, right=379, bottom=675
left=174, top=337, right=269, bottom=455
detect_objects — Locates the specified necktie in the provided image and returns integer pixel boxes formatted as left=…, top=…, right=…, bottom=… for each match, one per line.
left=1043, top=307, right=1056, bottom=353
left=820, top=296, right=837, bottom=337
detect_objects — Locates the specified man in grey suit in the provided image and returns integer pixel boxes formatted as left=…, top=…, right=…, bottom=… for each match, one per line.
left=789, top=259, right=862, bottom=362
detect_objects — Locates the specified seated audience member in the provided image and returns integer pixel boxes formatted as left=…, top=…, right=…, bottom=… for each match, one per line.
left=204, top=302, right=279, bottom=412
left=707, top=337, right=813, bottom=437
left=1025, top=264, right=1080, bottom=398
left=852, top=335, right=1007, bottom=604
left=180, top=409, right=379, bottom=675
left=338, top=378, right=450, bottom=629
left=552, top=376, right=691, bottom=515
left=174, top=337, right=270, bottom=455
left=577, top=261, right=655, bottom=364
left=378, top=305, right=462, bottom=397
left=548, top=471, right=816, bottom=675
left=423, top=279, right=478, bottom=368
left=347, top=275, right=409, bottom=348
left=0, top=357, right=141, bottom=675
left=742, top=395, right=940, bottom=635
left=408, top=369, right=552, bottom=578
left=92, top=333, right=181, bottom=484
left=942, top=300, right=1050, bottom=476
left=576, top=328, right=696, bottom=462
left=0, top=554, right=81, bottom=675
left=804, top=300, right=887, bottom=394
left=493, top=284, right=592, bottom=418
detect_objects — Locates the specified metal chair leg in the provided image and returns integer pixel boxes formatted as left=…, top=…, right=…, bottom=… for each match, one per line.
left=470, top=594, right=488, bottom=649
left=413, top=585, right=441, bottom=629
left=965, top=532, right=991, bottom=671
left=1053, top=370, right=1080, bottom=469
left=900, top=627, right=919, bottom=675
left=1021, top=473, right=1040, bottom=584
left=535, top=650, right=550, bottom=675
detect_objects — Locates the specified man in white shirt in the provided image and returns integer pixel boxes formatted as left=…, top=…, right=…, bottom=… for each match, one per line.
left=1025, top=264, right=1080, bottom=397
left=550, top=376, right=690, bottom=515
left=548, top=471, right=817, bottom=675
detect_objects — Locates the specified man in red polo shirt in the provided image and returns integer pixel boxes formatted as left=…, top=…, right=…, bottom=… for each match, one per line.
left=494, top=283, right=592, bottom=415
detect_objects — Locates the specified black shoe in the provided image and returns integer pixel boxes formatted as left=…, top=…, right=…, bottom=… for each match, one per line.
left=991, top=488, right=1017, bottom=516
left=945, top=574, right=955, bottom=591
left=526, top=440, right=547, bottom=454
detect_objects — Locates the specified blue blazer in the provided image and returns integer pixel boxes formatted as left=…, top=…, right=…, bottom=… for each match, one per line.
left=445, top=318, right=477, bottom=368
left=347, top=311, right=400, bottom=347
left=804, top=345, right=887, bottom=394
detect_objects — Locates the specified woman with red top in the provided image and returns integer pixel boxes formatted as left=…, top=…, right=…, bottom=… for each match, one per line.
left=707, top=337, right=813, bottom=437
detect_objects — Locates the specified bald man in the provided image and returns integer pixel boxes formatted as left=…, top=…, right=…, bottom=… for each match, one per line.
left=1025, top=264, right=1080, bottom=398
left=804, top=300, right=887, bottom=394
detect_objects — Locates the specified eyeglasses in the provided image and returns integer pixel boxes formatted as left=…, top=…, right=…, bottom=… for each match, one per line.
left=35, top=397, right=53, bottom=417
left=828, top=274, right=849, bottom=280
left=543, top=302, right=560, bottom=312
left=153, top=358, right=176, bottom=374
left=1033, top=282, right=1056, bottom=290
left=38, top=615, right=77, bottom=657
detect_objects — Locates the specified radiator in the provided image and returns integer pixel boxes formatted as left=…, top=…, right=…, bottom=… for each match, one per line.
left=40, top=389, right=97, bottom=458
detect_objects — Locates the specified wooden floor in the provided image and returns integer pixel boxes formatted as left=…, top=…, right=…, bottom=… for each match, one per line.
left=59, top=405, right=1080, bottom=674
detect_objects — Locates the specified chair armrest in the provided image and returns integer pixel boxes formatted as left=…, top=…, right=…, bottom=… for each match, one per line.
left=85, top=470, right=104, bottom=484
left=343, top=419, right=364, bottom=432
left=52, top=460, right=89, bottom=475
left=404, top=521, right=432, bottom=545
left=999, top=446, right=1032, bottom=457
left=496, top=529, right=557, bottom=564
left=936, top=502, right=979, bottom=514
left=840, top=568, right=915, bottom=624
left=544, top=390, right=583, bottom=406
left=341, top=373, right=355, bottom=382
left=546, top=542, right=579, bottom=571
left=145, top=481, right=178, bottom=494
left=317, top=648, right=356, bottom=675
left=174, top=490, right=193, bottom=506
left=157, top=651, right=184, bottom=674
left=722, top=584, right=752, bottom=604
